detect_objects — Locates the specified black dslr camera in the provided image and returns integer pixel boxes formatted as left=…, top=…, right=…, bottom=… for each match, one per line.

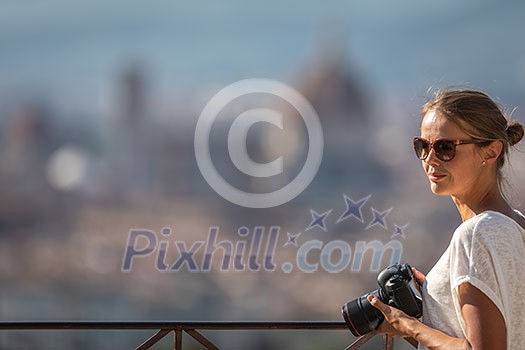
left=341, top=263, right=422, bottom=337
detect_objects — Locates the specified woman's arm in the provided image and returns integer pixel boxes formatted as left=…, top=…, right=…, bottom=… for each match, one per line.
left=458, top=282, right=506, bottom=349
left=368, top=281, right=506, bottom=350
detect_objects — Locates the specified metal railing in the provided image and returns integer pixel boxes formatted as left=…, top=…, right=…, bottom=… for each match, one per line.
left=0, top=321, right=418, bottom=349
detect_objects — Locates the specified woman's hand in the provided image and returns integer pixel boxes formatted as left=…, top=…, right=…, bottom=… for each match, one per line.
left=412, top=267, right=426, bottom=293
left=367, top=294, right=419, bottom=338
left=367, top=267, right=426, bottom=338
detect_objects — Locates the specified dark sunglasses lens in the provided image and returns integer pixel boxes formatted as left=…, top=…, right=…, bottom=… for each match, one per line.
left=413, top=138, right=429, bottom=159
left=434, top=140, right=455, bottom=161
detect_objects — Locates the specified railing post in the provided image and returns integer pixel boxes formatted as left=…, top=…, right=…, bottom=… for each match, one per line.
left=135, top=329, right=171, bottom=350
left=383, top=334, right=394, bottom=350
left=186, top=329, right=220, bottom=350
left=174, top=327, right=183, bottom=350
left=344, top=331, right=376, bottom=349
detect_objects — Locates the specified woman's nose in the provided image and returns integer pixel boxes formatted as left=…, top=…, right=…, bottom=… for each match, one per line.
left=423, top=147, right=441, bottom=167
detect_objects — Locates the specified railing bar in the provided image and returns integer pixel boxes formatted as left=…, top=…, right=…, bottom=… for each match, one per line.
left=0, top=321, right=347, bottom=330
left=202, top=321, right=346, bottom=330
left=186, top=329, right=220, bottom=350
left=384, top=334, right=394, bottom=350
left=0, top=321, right=417, bottom=349
left=404, top=337, right=418, bottom=349
left=135, top=329, right=171, bottom=350
left=174, top=328, right=182, bottom=350
left=344, top=331, right=376, bottom=350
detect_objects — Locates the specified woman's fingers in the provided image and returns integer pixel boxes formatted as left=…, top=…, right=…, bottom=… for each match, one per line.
left=412, top=267, right=426, bottom=285
left=367, top=295, right=408, bottom=338
left=367, top=295, right=391, bottom=315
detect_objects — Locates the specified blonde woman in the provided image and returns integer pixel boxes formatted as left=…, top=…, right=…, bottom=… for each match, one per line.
left=369, top=90, right=525, bottom=350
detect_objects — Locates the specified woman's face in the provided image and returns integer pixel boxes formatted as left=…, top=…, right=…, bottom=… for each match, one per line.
left=419, top=110, right=485, bottom=198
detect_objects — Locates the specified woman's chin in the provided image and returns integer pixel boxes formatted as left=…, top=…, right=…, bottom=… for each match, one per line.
left=430, top=183, right=450, bottom=196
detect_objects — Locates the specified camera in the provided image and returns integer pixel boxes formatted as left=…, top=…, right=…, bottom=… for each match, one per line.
left=341, top=263, right=422, bottom=337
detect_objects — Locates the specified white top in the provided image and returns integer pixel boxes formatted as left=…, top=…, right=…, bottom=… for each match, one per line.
left=418, top=210, right=525, bottom=350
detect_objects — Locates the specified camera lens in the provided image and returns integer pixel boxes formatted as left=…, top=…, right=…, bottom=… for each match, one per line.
left=341, top=290, right=384, bottom=337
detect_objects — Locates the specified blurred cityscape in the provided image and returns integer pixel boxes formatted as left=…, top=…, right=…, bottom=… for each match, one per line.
left=1, top=1, right=525, bottom=349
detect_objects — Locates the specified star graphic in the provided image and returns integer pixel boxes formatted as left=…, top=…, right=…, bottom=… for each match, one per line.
left=306, top=209, right=332, bottom=232
left=337, top=194, right=372, bottom=224
left=366, top=207, right=393, bottom=230
left=392, top=224, right=408, bottom=239
left=284, top=232, right=302, bottom=247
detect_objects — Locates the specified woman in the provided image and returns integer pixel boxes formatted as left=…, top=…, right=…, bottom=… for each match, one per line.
left=368, top=89, right=525, bottom=350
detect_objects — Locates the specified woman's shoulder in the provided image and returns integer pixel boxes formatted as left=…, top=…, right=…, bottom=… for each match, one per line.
left=452, top=210, right=524, bottom=247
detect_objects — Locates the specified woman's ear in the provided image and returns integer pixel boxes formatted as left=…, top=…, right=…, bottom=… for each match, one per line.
left=481, top=140, right=503, bottom=165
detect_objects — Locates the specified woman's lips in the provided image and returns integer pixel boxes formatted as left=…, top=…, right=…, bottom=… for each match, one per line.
left=428, top=173, right=446, bottom=182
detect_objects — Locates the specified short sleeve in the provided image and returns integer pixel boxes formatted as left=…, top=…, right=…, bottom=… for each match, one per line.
left=448, top=214, right=508, bottom=335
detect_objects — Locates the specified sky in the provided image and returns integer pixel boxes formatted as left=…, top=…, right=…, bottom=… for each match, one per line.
left=1, top=0, right=525, bottom=111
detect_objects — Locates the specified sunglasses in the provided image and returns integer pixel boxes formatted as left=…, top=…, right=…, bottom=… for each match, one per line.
left=413, top=137, right=490, bottom=161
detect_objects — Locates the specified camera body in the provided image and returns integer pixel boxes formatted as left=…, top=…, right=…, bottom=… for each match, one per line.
left=341, top=263, right=422, bottom=337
